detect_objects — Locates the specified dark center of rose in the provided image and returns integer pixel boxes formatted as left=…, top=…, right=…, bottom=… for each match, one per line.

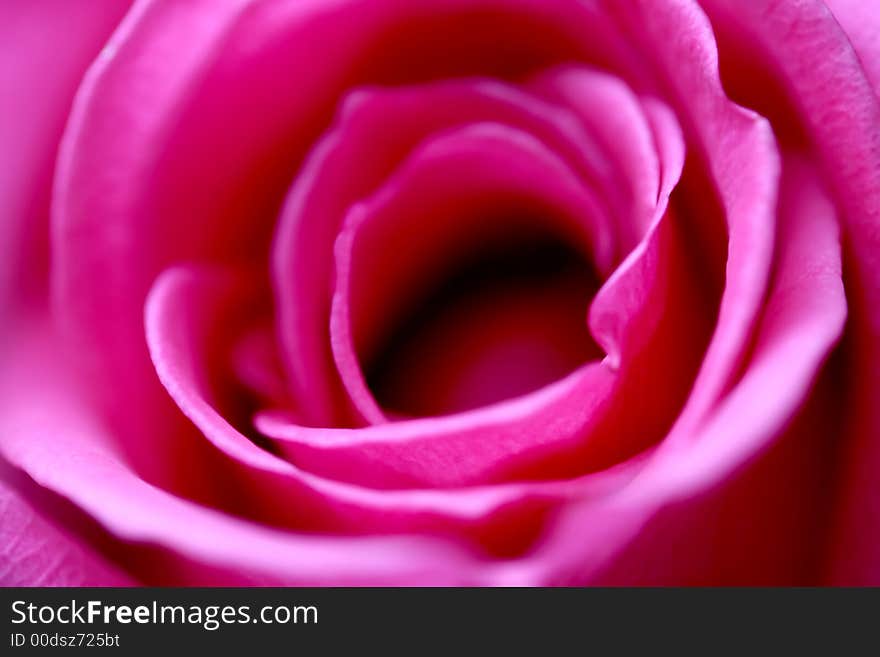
left=362, top=225, right=601, bottom=418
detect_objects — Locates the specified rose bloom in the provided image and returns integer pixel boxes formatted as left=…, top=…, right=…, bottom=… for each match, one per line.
left=0, top=0, right=878, bottom=586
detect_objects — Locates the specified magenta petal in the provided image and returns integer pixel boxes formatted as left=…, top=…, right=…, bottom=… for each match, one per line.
left=529, top=66, right=669, bottom=252
left=230, top=323, right=291, bottom=409
left=610, top=0, right=781, bottom=434
left=698, top=0, right=880, bottom=587
left=263, top=193, right=709, bottom=493
left=823, top=0, right=880, bottom=98
left=145, top=265, right=641, bottom=552
left=0, top=0, right=128, bottom=313
left=255, top=364, right=615, bottom=489
left=272, top=78, right=619, bottom=425
left=28, top=0, right=866, bottom=585
left=260, top=197, right=706, bottom=486
left=527, top=155, right=846, bottom=584
left=587, top=91, right=686, bottom=368
left=50, top=0, right=625, bottom=433
left=329, top=122, right=613, bottom=424
left=702, top=0, right=880, bottom=586
left=262, top=85, right=697, bottom=490
left=0, top=469, right=134, bottom=586
left=0, top=319, right=499, bottom=584
left=657, top=155, right=846, bottom=481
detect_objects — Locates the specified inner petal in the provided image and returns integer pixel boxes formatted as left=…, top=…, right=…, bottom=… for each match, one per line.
left=271, top=77, right=620, bottom=427
left=330, top=122, right=610, bottom=423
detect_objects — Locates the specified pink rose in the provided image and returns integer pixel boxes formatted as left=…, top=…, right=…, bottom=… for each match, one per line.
left=1, top=0, right=878, bottom=586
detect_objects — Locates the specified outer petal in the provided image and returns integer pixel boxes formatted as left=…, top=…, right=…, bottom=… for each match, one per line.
left=52, top=0, right=626, bottom=434
left=699, top=0, right=880, bottom=588
left=524, top=156, right=846, bottom=584
left=0, top=466, right=135, bottom=586
left=608, top=0, right=780, bottom=439
left=145, top=264, right=646, bottom=554
left=825, top=0, right=880, bottom=97
left=0, top=0, right=129, bottom=312
left=0, top=320, right=499, bottom=585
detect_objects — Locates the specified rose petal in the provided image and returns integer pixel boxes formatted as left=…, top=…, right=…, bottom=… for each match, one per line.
left=529, top=66, right=664, bottom=251
left=0, top=464, right=135, bottom=586
left=32, top=0, right=860, bottom=585
left=586, top=89, right=687, bottom=368
left=267, top=207, right=707, bottom=488
left=52, top=0, right=626, bottom=433
left=273, top=79, right=621, bottom=425
left=697, top=0, right=880, bottom=586
left=823, top=0, right=880, bottom=98
left=607, top=0, right=781, bottom=440
left=229, top=323, right=291, bottom=408
left=0, top=319, right=519, bottom=584
left=522, top=154, right=846, bottom=584
left=256, top=106, right=703, bottom=488
left=0, top=0, right=128, bottom=313
left=145, top=265, right=647, bottom=555
left=329, top=122, right=613, bottom=423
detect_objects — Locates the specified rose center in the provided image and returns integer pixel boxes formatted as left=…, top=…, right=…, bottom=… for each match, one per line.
left=361, top=226, right=601, bottom=418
